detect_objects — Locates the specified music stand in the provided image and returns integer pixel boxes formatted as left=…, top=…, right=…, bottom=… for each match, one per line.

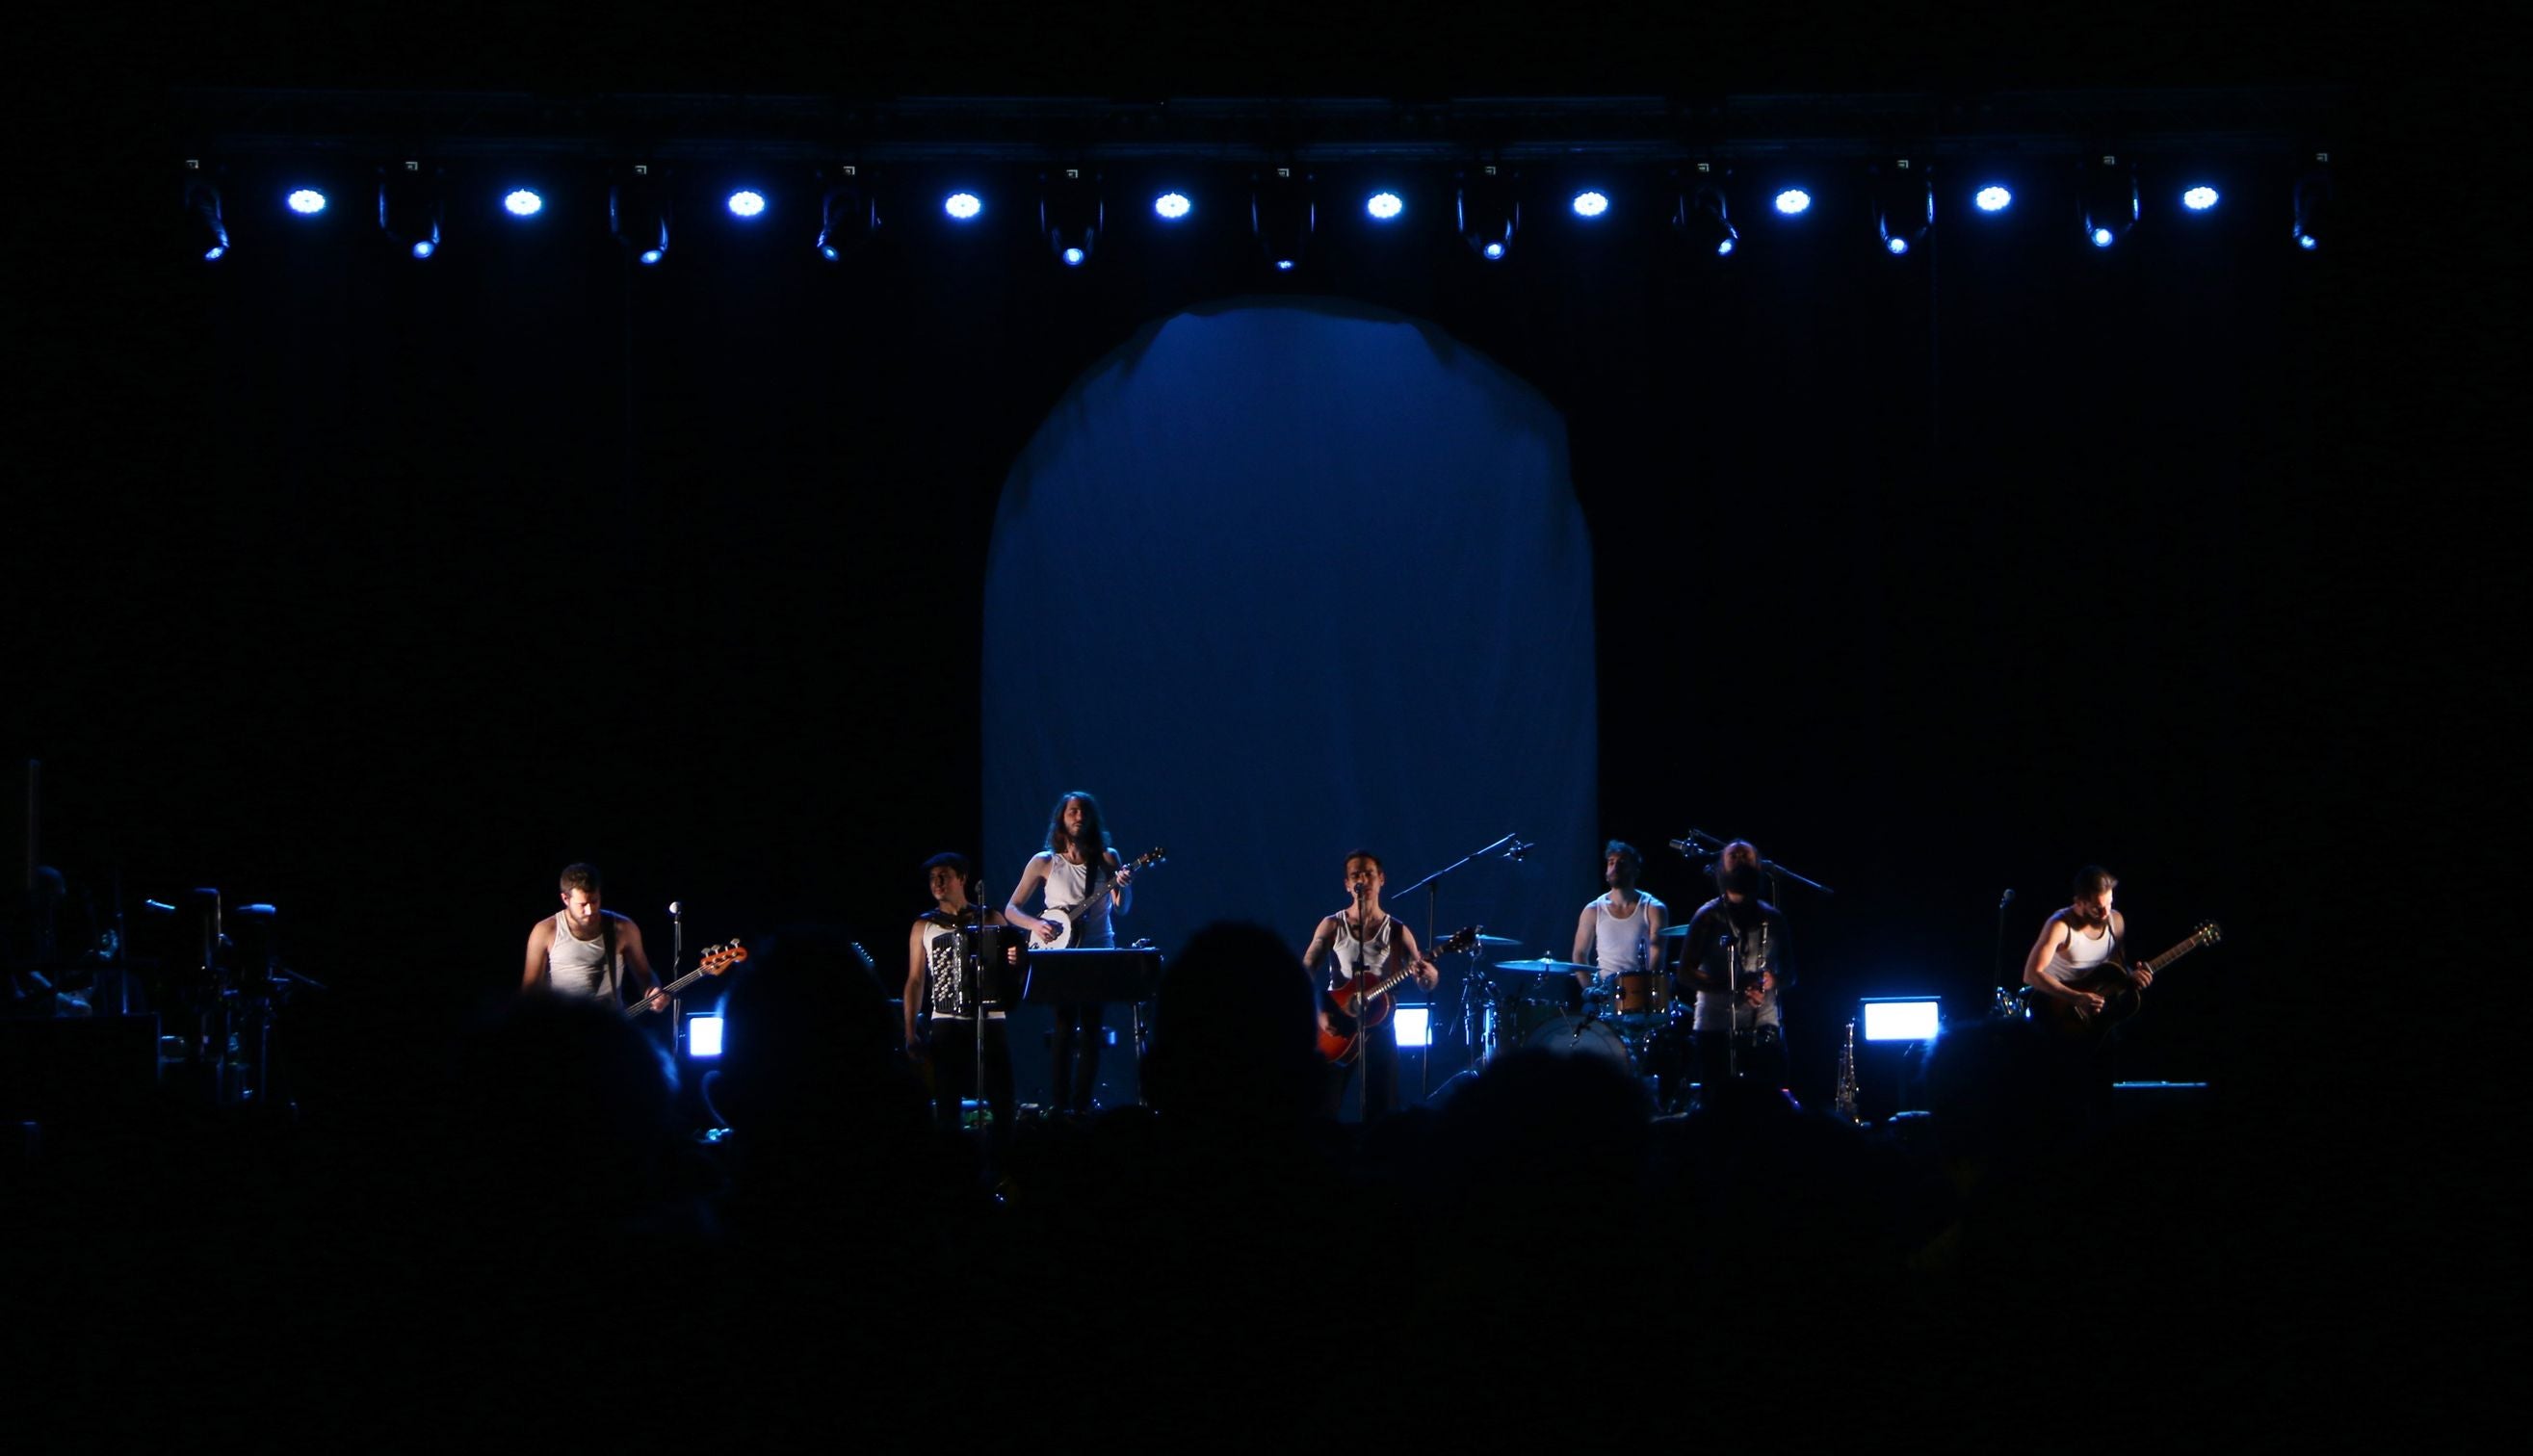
left=1021, top=948, right=1166, bottom=1106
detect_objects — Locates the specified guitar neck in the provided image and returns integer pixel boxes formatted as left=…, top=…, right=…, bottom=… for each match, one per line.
left=2144, top=936, right=2206, bottom=975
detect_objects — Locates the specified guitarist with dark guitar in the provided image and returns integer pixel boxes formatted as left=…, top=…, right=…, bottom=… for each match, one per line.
left=2022, top=865, right=2221, bottom=1042
left=1301, top=850, right=1441, bottom=1122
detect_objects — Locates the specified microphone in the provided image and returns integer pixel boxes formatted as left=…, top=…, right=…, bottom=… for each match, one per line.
left=1998, top=889, right=2015, bottom=910
left=1501, top=839, right=1532, bottom=862
left=668, top=900, right=683, bottom=920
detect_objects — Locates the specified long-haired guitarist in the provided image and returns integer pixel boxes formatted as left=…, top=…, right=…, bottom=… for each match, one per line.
left=1300, top=850, right=1440, bottom=1122
left=1004, top=791, right=1136, bottom=1115
left=2021, top=865, right=2153, bottom=1026
left=905, top=852, right=1016, bottom=1148
left=520, top=863, right=667, bottom=1012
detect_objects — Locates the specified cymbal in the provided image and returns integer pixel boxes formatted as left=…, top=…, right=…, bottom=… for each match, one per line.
left=1474, top=933, right=1521, bottom=946
left=1656, top=924, right=1704, bottom=939
left=1491, top=958, right=1593, bottom=974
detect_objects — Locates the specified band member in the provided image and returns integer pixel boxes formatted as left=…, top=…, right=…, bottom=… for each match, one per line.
left=1572, top=840, right=1668, bottom=994
left=521, top=863, right=666, bottom=1011
left=904, top=853, right=1016, bottom=1148
left=1677, top=840, right=1793, bottom=1094
left=2021, top=865, right=2151, bottom=1025
left=1005, top=791, right=1136, bottom=1115
left=1301, top=850, right=1440, bottom=1121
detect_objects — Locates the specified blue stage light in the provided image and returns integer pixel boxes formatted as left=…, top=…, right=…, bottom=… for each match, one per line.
left=1392, top=1005, right=1432, bottom=1049
left=1886, top=236, right=1910, bottom=255
left=2297, top=232, right=2318, bottom=250
left=286, top=189, right=327, bottom=216
left=1974, top=185, right=2013, bottom=213
left=1366, top=192, right=1404, bottom=221
left=1154, top=192, right=1191, bottom=221
left=1861, top=999, right=1941, bottom=1042
left=410, top=240, right=435, bottom=259
left=1572, top=191, right=1609, bottom=219
left=2091, top=226, right=2115, bottom=247
left=1482, top=241, right=1505, bottom=259
left=688, top=1015, right=724, bottom=1057
left=1716, top=238, right=1735, bottom=255
left=820, top=245, right=839, bottom=261
left=726, top=190, right=767, bottom=219
left=505, top=189, right=544, bottom=218
left=1774, top=188, right=1811, bottom=216
left=2182, top=185, right=2220, bottom=211
left=1061, top=247, right=1085, bottom=266
left=203, top=245, right=226, bottom=262
left=1273, top=258, right=1295, bottom=271
left=945, top=193, right=983, bottom=221
left=639, top=248, right=664, bottom=265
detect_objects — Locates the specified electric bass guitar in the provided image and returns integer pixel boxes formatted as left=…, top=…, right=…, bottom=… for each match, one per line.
left=626, top=941, right=747, bottom=1018
left=1035, top=847, right=1167, bottom=949
left=1318, top=925, right=1479, bottom=1064
left=2029, top=922, right=2221, bottom=1039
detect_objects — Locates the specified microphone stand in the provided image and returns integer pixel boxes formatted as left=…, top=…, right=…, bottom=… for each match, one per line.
left=1993, top=889, right=2016, bottom=1016
left=1389, top=833, right=1527, bottom=1092
left=667, top=902, right=686, bottom=1058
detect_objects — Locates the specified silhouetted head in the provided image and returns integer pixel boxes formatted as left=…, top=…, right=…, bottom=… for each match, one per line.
left=1143, top=921, right=1322, bottom=1124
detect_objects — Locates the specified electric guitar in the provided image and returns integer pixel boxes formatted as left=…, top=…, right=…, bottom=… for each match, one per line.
left=2029, top=922, right=2222, bottom=1039
left=626, top=941, right=747, bottom=1018
left=1034, top=847, right=1167, bottom=949
left=1318, top=925, right=1479, bottom=1064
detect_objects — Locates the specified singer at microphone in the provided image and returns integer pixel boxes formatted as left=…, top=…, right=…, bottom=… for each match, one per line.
left=1676, top=838, right=1795, bottom=1096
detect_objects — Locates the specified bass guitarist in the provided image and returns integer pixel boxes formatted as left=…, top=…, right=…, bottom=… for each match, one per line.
left=1300, top=850, right=1439, bottom=1122
left=521, top=862, right=667, bottom=1013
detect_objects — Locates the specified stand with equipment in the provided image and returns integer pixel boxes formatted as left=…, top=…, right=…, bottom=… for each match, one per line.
left=1388, top=833, right=1528, bottom=1099
left=1021, top=947, right=1164, bottom=1109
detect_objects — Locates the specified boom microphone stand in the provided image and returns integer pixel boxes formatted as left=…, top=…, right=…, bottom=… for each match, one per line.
left=1389, top=834, right=1528, bottom=1093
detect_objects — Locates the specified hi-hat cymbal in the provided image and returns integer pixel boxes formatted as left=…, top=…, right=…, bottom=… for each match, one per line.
left=1474, top=933, right=1520, bottom=946
left=1492, top=957, right=1593, bottom=974
left=1656, top=924, right=1704, bottom=938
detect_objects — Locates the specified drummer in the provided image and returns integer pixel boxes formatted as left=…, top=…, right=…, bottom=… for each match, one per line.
left=1570, top=841, right=1669, bottom=1006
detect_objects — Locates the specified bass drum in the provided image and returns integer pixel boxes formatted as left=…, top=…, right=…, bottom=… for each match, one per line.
left=1514, top=1011, right=1633, bottom=1070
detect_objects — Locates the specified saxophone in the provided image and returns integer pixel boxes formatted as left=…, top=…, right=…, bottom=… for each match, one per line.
left=1834, top=1017, right=1864, bottom=1125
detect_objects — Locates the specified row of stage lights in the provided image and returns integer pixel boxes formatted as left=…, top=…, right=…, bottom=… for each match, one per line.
left=178, top=155, right=2339, bottom=270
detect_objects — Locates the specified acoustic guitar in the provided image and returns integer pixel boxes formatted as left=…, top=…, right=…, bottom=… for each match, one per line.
left=1318, top=925, right=1479, bottom=1064
left=2029, top=922, right=2221, bottom=1039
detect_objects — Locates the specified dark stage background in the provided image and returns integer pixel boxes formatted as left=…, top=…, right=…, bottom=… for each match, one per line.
left=9, top=122, right=2342, bottom=1114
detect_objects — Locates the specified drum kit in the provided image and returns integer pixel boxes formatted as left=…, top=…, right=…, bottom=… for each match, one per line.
left=1456, top=923, right=1710, bottom=1094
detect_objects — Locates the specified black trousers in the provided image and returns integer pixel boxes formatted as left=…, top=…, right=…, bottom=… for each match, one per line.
left=1047, top=1003, right=1103, bottom=1114
left=928, top=1018, right=1015, bottom=1146
left=1324, top=1020, right=1400, bottom=1122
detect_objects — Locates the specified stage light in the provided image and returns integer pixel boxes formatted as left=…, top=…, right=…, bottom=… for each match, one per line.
left=1366, top=191, right=1404, bottom=221
left=1860, top=998, right=1941, bottom=1042
left=1870, top=159, right=1932, bottom=256
left=504, top=189, right=544, bottom=218
left=2182, top=185, right=2220, bottom=211
left=1974, top=185, right=2013, bottom=213
left=181, top=169, right=229, bottom=261
left=688, top=1015, right=724, bottom=1057
left=1154, top=191, right=1191, bottom=221
left=286, top=189, right=327, bottom=216
left=2078, top=154, right=2138, bottom=249
left=1773, top=188, right=1811, bottom=216
left=377, top=162, right=442, bottom=261
left=1252, top=167, right=1315, bottom=270
left=1456, top=165, right=1520, bottom=261
left=815, top=170, right=879, bottom=261
left=1572, top=190, right=1609, bottom=219
left=1392, top=1005, right=1432, bottom=1049
left=610, top=166, right=672, bottom=264
left=726, top=190, right=767, bottom=220
left=2292, top=160, right=2335, bottom=251
left=1672, top=171, right=1738, bottom=258
left=1041, top=168, right=1103, bottom=267
left=944, top=192, right=983, bottom=221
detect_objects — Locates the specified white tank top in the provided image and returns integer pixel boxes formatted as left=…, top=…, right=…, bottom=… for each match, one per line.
left=547, top=912, right=619, bottom=1001
left=1330, top=912, right=1397, bottom=985
left=1042, top=853, right=1114, bottom=948
left=2041, top=918, right=2119, bottom=983
left=1587, top=892, right=1663, bottom=975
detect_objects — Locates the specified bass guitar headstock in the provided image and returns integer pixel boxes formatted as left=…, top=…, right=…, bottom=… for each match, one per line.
left=696, top=941, right=748, bottom=977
